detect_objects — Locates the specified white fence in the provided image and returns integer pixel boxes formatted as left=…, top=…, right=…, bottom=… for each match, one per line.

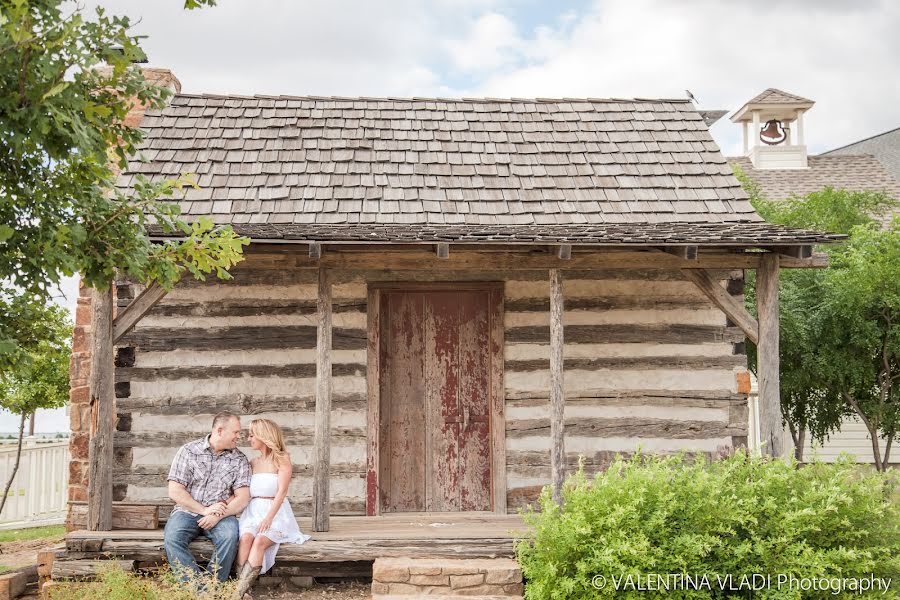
left=0, top=440, right=69, bottom=525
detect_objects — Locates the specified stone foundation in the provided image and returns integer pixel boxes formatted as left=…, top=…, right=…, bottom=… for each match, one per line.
left=372, top=557, right=523, bottom=599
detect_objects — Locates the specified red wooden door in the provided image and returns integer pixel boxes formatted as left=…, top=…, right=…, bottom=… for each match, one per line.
left=379, top=289, right=493, bottom=512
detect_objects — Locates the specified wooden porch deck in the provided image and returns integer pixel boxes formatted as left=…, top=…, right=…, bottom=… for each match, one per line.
left=65, top=513, right=530, bottom=565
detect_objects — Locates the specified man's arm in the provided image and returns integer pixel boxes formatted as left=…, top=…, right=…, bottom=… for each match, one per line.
left=168, top=481, right=208, bottom=515
left=222, top=486, right=250, bottom=516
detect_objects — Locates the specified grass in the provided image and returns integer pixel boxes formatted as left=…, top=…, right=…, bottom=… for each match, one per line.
left=0, top=524, right=65, bottom=543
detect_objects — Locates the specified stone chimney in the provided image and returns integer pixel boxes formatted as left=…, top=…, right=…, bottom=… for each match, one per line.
left=124, top=68, right=182, bottom=128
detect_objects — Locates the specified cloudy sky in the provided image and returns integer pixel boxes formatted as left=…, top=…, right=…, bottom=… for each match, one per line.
left=7, top=0, right=899, bottom=432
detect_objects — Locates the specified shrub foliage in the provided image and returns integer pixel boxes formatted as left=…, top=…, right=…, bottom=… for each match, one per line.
left=516, top=452, right=900, bottom=599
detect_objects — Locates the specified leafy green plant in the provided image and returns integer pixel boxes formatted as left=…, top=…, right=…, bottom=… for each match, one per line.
left=516, top=452, right=900, bottom=599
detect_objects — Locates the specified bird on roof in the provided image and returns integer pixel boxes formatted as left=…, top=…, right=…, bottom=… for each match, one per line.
left=685, top=89, right=698, bottom=104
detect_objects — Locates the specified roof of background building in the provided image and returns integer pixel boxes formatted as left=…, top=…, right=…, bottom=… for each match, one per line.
left=729, top=155, right=900, bottom=202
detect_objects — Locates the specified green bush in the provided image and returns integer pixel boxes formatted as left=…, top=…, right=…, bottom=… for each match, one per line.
left=515, top=452, right=900, bottom=599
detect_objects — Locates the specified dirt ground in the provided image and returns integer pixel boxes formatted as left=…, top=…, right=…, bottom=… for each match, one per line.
left=0, top=534, right=65, bottom=571
left=254, top=581, right=372, bottom=599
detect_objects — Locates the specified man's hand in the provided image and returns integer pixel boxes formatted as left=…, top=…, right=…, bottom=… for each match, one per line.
left=203, top=502, right=227, bottom=517
left=198, top=513, right=222, bottom=530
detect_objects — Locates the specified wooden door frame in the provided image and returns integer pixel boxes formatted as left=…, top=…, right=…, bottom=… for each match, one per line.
left=366, top=281, right=506, bottom=515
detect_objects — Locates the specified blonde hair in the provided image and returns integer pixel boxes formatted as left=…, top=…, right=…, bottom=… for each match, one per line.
left=249, top=418, right=290, bottom=470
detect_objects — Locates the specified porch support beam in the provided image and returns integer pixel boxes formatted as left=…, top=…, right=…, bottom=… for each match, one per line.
left=112, top=282, right=167, bottom=345
left=768, top=245, right=812, bottom=259
left=556, top=244, right=572, bottom=260
left=309, top=243, right=322, bottom=260
left=312, top=268, right=333, bottom=531
left=87, top=286, right=114, bottom=531
left=681, top=269, right=759, bottom=345
left=662, top=245, right=698, bottom=261
left=436, top=243, right=450, bottom=259
left=264, top=250, right=828, bottom=271
left=757, top=254, right=783, bottom=458
left=549, top=269, right=565, bottom=506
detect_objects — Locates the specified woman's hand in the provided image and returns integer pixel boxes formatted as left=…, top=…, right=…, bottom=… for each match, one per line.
left=258, top=515, right=274, bottom=534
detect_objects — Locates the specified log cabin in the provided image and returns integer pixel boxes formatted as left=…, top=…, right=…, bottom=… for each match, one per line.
left=63, top=70, right=841, bottom=570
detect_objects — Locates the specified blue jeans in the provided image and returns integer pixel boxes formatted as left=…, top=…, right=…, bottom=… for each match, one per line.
left=163, top=510, right=239, bottom=583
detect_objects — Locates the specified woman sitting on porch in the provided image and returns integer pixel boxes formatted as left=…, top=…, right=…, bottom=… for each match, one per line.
left=233, top=419, right=311, bottom=598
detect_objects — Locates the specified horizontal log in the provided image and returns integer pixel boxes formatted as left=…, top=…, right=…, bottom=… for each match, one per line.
left=143, top=298, right=366, bottom=318
left=505, top=295, right=720, bottom=312
left=114, top=426, right=364, bottom=448
left=67, top=503, right=158, bottom=530
left=120, top=326, right=367, bottom=352
left=116, top=363, right=366, bottom=383
left=52, top=560, right=135, bottom=580
left=505, top=417, right=743, bottom=439
left=506, top=324, right=746, bottom=345
left=505, top=355, right=746, bottom=372
left=506, top=449, right=716, bottom=470
left=115, top=462, right=365, bottom=487
left=506, top=485, right=544, bottom=510
left=117, top=393, right=367, bottom=415
left=505, top=389, right=748, bottom=407
left=65, top=538, right=514, bottom=564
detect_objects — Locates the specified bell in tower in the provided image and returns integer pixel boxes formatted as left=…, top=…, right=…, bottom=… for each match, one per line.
left=730, top=89, right=814, bottom=169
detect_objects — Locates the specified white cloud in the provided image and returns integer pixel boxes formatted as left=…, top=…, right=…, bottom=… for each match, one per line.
left=446, top=13, right=521, bottom=72
left=469, top=0, right=900, bottom=156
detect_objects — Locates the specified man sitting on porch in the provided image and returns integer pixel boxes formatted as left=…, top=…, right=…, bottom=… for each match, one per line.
left=164, top=412, right=251, bottom=583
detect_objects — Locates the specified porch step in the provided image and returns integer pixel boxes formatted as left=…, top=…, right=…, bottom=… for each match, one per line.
left=372, top=557, right=523, bottom=599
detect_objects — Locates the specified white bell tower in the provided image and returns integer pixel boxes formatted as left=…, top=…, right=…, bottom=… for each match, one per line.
left=731, top=89, right=814, bottom=169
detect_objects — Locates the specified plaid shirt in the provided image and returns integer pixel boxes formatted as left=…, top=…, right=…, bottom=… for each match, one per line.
left=167, top=435, right=251, bottom=516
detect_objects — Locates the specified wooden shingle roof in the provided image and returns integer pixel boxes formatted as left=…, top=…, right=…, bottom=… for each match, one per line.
left=124, top=93, right=841, bottom=245
left=121, top=94, right=763, bottom=225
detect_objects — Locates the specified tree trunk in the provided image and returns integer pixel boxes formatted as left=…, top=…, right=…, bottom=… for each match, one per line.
left=0, top=413, right=27, bottom=516
left=795, top=428, right=806, bottom=463
left=844, top=392, right=884, bottom=472
left=881, top=434, right=893, bottom=472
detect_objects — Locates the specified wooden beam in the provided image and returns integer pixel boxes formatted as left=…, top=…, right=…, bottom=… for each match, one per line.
left=87, top=286, right=114, bottom=531
left=549, top=269, right=565, bottom=506
left=768, top=245, right=812, bottom=259
left=757, top=254, right=783, bottom=458
left=281, top=250, right=829, bottom=271
left=312, top=268, right=332, bottom=532
left=663, top=246, right=698, bottom=260
left=68, top=503, right=159, bottom=530
left=309, top=243, right=322, bottom=260
left=557, top=244, right=572, bottom=260
left=112, top=282, right=167, bottom=344
left=681, top=269, right=759, bottom=345
left=436, top=243, right=450, bottom=259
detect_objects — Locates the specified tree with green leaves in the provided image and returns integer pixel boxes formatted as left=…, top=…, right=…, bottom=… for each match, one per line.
left=814, top=220, right=899, bottom=470
left=0, top=0, right=240, bottom=369
left=736, top=168, right=899, bottom=467
left=0, top=302, right=70, bottom=516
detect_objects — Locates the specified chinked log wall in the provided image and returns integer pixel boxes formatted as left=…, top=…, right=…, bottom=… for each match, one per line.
left=102, top=252, right=748, bottom=517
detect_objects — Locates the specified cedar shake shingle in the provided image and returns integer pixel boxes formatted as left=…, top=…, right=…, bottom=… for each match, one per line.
left=121, top=94, right=760, bottom=227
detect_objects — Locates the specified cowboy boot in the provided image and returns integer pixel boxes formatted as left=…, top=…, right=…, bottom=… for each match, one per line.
left=232, top=562, right=261, bottom=599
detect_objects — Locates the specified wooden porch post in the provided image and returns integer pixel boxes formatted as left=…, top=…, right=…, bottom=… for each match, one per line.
left=312, top=268, right=332, bottom=532
left=87, top=286, right=114, bottom=531
left=757, top=255, right=783, bottom=458
left=549, top=269, right=565, bottom=505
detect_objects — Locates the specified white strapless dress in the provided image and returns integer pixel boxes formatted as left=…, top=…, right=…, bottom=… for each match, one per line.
left=239, top=473, right=311, bottom=573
